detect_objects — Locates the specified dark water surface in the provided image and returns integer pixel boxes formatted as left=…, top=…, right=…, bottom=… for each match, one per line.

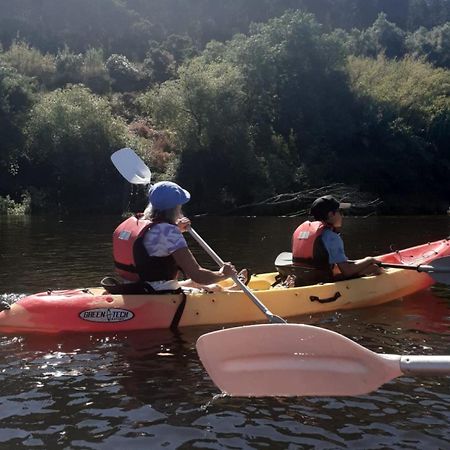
left=0, top=215, right=449, bottom=449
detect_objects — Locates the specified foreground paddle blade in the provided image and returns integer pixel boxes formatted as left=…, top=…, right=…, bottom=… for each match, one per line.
left=196, top=324, right=403, bottom=397
left=111, top=148, right=151, bottom=184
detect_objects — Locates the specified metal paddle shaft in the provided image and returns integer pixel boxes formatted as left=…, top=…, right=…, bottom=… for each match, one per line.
left=379, top=259, right=450, bottom=272
left=275, top=252, right=450, bottom=286
left=379, top=256, right=450, bottom=285
left=399, top=355, right=450, bottom=375
left=188, top=228, right=286, bottom=324
left=196, top=324, right=450, bottom=397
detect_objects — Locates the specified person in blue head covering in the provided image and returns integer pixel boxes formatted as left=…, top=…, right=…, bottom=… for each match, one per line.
left=138, top=181, right=246, bottom=292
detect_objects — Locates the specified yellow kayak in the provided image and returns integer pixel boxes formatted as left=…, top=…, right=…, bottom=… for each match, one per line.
left=0, top=239, right=448, bottom=334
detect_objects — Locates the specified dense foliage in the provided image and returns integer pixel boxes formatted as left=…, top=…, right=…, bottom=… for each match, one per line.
left=24, top=86, right=129, bottom=211
left=0, top=1, right=449, bottom=214
left=345, top=56, right=450, bottom=212
left=0, top=65, right=35, bottom=204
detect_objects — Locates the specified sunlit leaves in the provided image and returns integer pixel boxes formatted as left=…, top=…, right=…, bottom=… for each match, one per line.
left=348, top=55, right=450, bottom=128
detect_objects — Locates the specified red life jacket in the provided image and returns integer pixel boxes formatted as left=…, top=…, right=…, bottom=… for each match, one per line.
left=113, top=215, right=179, bottom=282
left=292, top=220, right=332, bottom=269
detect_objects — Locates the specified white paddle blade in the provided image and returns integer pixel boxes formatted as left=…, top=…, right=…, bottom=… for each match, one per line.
left=111, top=148, right=151, bottom=184
left=196, top=324, right=403, bottom=397
left=274, top=252, right=293, bottom=267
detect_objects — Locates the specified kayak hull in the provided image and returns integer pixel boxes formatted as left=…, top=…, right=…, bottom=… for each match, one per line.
left=1, top=239, right=449, bottom=334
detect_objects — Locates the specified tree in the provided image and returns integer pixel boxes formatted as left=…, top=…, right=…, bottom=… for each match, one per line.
left=0, top=65, right=35, bottom=196
left=81, top=48, right=111, bottom=94
left=346, top=12, right=406, bottom=58
left=344, top=55, right=450, bottom=210
left=141, top=57, right=266, bottom=209
left=143, top=43, right=176, bottom=85
left=24, top=85, right=128, bottom=211
left=0, top=40, right=55, bottom=87
left=406, top=22, right=450, bottom=68
left=141, top=11, right=356, bottom=209
left=54, top=46, right=84, bottom=86
left=162, top=34, right=197, bottom=65
left=106, top=54, right=142, bottom=92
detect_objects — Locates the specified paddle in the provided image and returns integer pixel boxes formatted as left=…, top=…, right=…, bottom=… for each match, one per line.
left=196, top=323, right=450, bottom=397
left=111, top=148, right=285, bottom=324
left=275, top=252, right=450, bottom=285
left=111, top=147, right=151, bottom=185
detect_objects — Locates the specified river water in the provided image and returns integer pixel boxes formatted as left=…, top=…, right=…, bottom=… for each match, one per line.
left=0, top=215, right=449, bottom=449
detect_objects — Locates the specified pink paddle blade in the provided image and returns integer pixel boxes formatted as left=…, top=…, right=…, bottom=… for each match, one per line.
left=196, top=324, right=402, bottom=397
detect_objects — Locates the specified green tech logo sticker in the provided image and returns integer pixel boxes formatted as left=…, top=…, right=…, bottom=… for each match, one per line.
left=79, top=308, right=134, bottom=322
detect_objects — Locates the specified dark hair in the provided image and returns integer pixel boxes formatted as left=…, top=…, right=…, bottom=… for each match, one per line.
left=310, top=195, right=340, bottom=221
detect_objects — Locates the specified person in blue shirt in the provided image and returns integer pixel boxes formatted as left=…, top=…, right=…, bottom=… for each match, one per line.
left=291, top=195, right=382, bottom=285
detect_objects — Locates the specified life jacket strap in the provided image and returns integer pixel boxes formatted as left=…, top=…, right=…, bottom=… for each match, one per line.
left=114, top=261, right=138, bottom=273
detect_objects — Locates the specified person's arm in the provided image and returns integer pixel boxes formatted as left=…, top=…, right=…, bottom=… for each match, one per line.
left=336, top=257, right=380, bottom=278
left=322, top=231, right=381, bottom=278
left=172, top=247, right=236, bottom=285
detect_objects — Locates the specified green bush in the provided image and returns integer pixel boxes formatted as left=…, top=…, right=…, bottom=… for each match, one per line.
left=81, top=48, right=111, bottom=94
left=143, top=43, right=176, bottom=84
left=106, top=54, right=142, bottom=92
left=1, top=40, right=55, bottom=87
left=24, top=85, right=129, bottom=212
left=52, top=46, right=111, bottom=92
left=54, top=46, right=84, bottom=86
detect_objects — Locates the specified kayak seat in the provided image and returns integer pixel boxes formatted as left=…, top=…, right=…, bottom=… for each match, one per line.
left=274, top=252, right=332, bottom=287
left=276, top=267, right=331, bottom=287
left=101, top=276, right=152, bottom=294
left=100, top=276, right=182, bottom=295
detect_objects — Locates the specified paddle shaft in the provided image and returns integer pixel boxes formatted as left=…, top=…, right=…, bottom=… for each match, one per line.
left=398, top=355, right=450, bottom=375
left=276, top=251, right=450, bottom=285
left=379, top=262, right=435, bottom=272
left=378, top=260, right=450, bottom=285
left=188, top=228, right=286, bottom=324
left=277, top=252, right=450, bottom=273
